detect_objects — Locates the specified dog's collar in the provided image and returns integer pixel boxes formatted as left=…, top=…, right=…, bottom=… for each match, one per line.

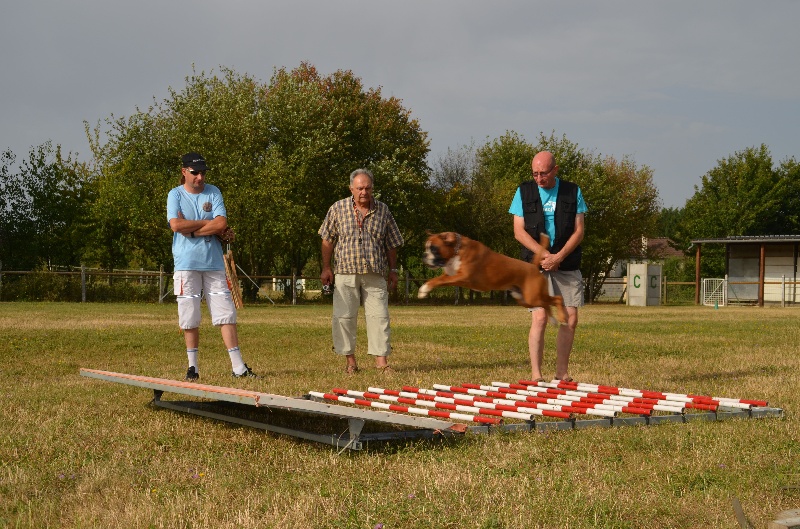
left=454, top=233, right=462, bottom=255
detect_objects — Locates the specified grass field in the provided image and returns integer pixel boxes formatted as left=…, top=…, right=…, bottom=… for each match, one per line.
left=1, top=302, right=798, bottom=528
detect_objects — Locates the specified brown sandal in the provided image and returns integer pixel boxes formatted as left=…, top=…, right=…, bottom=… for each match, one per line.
left=345, top=365, right=359, bottom=375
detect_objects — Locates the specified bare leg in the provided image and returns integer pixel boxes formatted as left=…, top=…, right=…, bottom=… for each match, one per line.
left=375, top=355, right=389, bottom=369
left=184, top=328, right=200, bottom=349
left=345, top=354, right=358, bottom=371
left=528, top=309, right=548, bottom=380
left=219, top=323, right=239, bottom=350
left=555, top=307, right=579, bottom=379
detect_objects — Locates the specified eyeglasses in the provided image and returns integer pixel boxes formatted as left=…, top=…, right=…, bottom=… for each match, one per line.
left=532, top=168, right=554, bottom=178
left=188, top=169, right=206, bottom=176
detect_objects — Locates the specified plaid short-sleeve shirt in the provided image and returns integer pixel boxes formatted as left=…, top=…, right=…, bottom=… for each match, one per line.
left=318, top=197, right=404, bottom=275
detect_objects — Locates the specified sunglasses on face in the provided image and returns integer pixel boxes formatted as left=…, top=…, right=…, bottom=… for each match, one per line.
left=188, top=169, right=206, bottom=176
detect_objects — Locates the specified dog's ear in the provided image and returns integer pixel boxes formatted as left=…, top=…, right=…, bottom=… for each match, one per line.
left=425, top=229, right=433, bottom=236
left=443, top=232, right=457, bottom=244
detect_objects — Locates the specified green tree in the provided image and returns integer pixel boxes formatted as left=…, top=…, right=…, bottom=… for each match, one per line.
left=678, top=144, right=799, bottom=276
left=656, top=207, right=686, bottom=241
left=0, top=143, right=90, bottom=270
left=427, top=133, right=535, bottom=269
left=428, top=143, right=476, bottom=236
left=472, top=132, right=536, bottom=257
left=87, top=63, right=431, bottom=292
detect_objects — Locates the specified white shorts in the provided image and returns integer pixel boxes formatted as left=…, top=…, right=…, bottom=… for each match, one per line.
left=173, top=270, right=237, bottom=329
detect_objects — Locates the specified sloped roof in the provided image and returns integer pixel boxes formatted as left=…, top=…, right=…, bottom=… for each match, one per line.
left=691, top=235, right=800, bottom=244
left=647, top=237, right=685, bottom=258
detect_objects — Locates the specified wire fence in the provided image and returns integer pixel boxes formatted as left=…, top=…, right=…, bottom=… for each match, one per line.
left=0, top=265, right=795, bottom=306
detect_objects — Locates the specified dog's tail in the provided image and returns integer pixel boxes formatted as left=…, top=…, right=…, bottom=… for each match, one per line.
left=532, top=233, right=550, bottom=267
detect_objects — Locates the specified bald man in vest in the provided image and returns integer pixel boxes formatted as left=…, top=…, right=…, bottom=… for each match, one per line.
left=508, top=151, right=588, bottom=383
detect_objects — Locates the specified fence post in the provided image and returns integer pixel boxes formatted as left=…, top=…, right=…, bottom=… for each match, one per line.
left=159, top=265, right=164, bottom=303
left=81, top=263, right=86, bottom=303
left=292, top=271, right=297, bottom=306
left=404, top=270, right=410, bottom=305
left=782, top=275, right=786, bottom=308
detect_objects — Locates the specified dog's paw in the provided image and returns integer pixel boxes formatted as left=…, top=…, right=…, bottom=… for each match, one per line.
left=418, top=283, right=431, bottom=299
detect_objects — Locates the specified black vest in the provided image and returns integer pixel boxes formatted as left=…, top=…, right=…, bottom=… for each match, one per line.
left=519, top=179, right=582, bottom=271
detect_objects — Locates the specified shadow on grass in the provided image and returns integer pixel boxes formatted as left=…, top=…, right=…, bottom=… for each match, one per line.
left=145, top=399, right=477, bottom=454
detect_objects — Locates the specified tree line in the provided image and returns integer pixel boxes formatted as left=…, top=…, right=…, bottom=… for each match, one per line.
left=2, top=62, right=798, bottom=300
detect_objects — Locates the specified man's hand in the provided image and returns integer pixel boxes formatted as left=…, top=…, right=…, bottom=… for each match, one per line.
left=320, top=268, right=334, bottom=288
left=218, top=227, right=235, bottom=243
left=541, top=253, right=561, bottom=271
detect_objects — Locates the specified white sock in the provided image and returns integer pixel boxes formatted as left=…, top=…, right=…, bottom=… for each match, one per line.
left=187, top=348, right=199, bottom=371
left=228, top=346, right=245, bottom=374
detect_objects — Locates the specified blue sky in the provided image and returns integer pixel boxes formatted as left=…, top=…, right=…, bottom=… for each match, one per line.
left=2, top=1, right=798, bottom=207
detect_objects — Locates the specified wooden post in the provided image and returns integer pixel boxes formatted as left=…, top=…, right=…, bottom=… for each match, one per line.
left=782, top=275, right=786, bottom=308
left=159, top=265, right=164, bottom=303
left=759, top=244, right=766, bottom=307
left=404, top=270, right=410, bottom=305
left=81, top=264, right=86, bottom=303
left=694, top=244, right=702, bottom=305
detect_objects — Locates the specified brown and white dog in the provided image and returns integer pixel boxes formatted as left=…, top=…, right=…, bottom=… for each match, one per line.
left=419, top=232, right=568, bottom=324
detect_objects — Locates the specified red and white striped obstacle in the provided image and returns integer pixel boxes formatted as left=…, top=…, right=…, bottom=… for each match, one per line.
left=515, top=379, right=768, bottom=412
left=309, top=379, right=771, bottom=426
left=307, top=391, right=501, bottom=425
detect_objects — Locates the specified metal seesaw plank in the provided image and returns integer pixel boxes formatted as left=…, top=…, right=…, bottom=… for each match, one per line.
left=80, top=369, right=464, bottom=450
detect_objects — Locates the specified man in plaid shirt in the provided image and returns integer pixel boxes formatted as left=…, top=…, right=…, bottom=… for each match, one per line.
left=319, top=169, right=403, bottom=374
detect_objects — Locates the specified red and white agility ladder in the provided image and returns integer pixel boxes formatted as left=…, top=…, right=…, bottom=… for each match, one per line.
left=465, top=382, right=683, bottom=415
left=332, top=388, right=543, bottom=422
left=515, top=379, right=768, bottom=412
left=361, top=387, right=573, bottom=420
left=423, top=384, right=625, bottom=418
left=310, top=379, right=770, bottom=425
left=307, top=391, right=501, bottom=425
